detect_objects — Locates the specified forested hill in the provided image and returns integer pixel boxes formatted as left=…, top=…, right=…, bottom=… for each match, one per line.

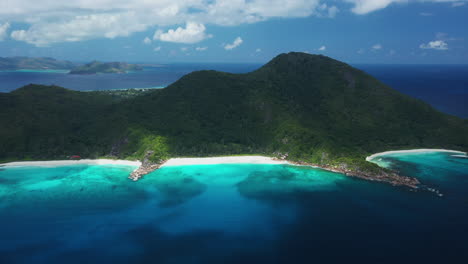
left=1, top=52, right=467, bottom=174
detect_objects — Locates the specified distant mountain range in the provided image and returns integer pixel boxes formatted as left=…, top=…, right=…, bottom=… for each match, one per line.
left=0, top=57, right=142, bottom=74
left=0, top=57, right=77, bottom=70
left=1, top=52, right=466, bottom=186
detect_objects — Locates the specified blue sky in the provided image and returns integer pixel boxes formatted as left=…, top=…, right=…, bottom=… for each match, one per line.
left=0, top=0, right=467, bottom=64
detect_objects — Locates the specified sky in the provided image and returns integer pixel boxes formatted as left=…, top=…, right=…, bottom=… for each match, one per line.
left=0, top=0, right=467, bottom=64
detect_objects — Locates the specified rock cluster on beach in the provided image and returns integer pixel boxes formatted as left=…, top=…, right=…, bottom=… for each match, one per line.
left=128, top=151, right=166, bottom=181
left=129, top=162, right=165, bottom=181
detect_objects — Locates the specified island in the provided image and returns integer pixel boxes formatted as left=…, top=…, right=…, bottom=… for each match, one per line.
left=1, top=52, right=467, bottom=189
left=0, top=56, right=77, bottom=70
left=69, top=61, right=143, bottom=74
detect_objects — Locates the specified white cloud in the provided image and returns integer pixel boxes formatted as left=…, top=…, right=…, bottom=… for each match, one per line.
left=196, top=46, right=207, bottom=51
left=10, top=12, right=147, bottom=46
left=3, top=0, right=327, bottom=46
left=224, top=37, right=243, bottom=50
left=255, top=48, right=262, bottom=52
left=346, top=0, right=468, bottom=14
left=345, top=0, right=403, bottom=14
left=5, top=0, right=466, bottom=46
left=357, top=48, right=365, bottom=54
left=372, top=43, right=383, bottom=50
left=318, top=45, right=326, bottom=51
left=153, top=22, right=211, bottom=44
left=180, top=47, right=188, bottom=52
left=420, top=40, right=448, bottom=50
left=154, top=46, right=161, bottom=51
left=143, top=37, right=151, bottom=44
left=0, top=22, right=10, bottom=41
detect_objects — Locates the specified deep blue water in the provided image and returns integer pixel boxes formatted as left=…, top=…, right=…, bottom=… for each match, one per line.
left=0, top=152, right=467, bottom=264
left=356, top=64, right=468, bottom=118
left=1, top=63, right=467, bottom=118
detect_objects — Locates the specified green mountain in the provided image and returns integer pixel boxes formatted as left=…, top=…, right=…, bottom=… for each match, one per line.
left=1, top=52, right=467, bottom=184
left=0, top=57, right=77, bottom=70
left=69, top=61, right=143, bottom=74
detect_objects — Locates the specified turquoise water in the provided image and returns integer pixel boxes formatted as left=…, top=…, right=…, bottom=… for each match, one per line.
left=0, top=154, right=467, bottom=263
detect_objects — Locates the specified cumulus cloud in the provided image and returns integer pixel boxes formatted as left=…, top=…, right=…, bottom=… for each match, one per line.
left=196, top=46, right=207, bottom=51
left=154, top=46, right=161, bottom=51
left=3, top=0, right=328, bottom=46
left=256, top=48, right=262, bottom=52
left=153, top=22, right=211, bottom=44
left=345, top=0, right=403, bottom=14
left=10, top=12, right=147, bottom=46
left=0, top=22, right=10, bottom=41
left=420, top=40, right=448, bottom=50
left=346, top=0, right=468, bottom=14
left=224, top=37, right=243, bottom=50
left=143, top=37, right=151, bottom=44
left=318, top=45, right=326, bottom=51
left=5, top=0, right=466, bottom=46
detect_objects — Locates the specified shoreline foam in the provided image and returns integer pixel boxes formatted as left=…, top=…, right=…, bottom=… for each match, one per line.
left=0, top=159, right=141, bottom=168
left=162, top=156, right=289, bottom=167
left=366, top=149, right=466, bottom=161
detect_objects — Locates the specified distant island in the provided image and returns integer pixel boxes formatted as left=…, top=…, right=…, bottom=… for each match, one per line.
left=0, top=57, right=143, bottom=75
left=69, top=61, right=143, bottom=74
left=0, top=57, right=77, bottom=70
left=1, top=52, right=467, bottom=188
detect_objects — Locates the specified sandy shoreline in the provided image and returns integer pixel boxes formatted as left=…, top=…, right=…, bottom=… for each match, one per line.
left=366, top=149, right=466, bottom=161
left=161, top=156, right=289, bottom=167
left=0, top=159, right=142, bottom=168
left=0, top=156, right=287, bottom=168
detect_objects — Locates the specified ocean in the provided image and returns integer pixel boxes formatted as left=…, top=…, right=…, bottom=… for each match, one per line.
left=0, top=152, right=467, bottom=263
left=1, top=64, right=467, bottom=118
left=0, top=64, right=261, bottom=92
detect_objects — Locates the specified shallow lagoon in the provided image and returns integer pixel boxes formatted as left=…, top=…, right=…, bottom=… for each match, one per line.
left=0, top=153, right=467, bottom=263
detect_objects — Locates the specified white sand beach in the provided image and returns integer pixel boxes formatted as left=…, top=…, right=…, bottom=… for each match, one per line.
left=0, top=159, right=142, bottom=168
left=162, top=156, right=289, bottom=167
left=366, top=149, right=466, bottom=161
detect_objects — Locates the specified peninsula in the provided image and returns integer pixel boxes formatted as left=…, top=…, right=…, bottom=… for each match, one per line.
left=1, top=52, right=467, bottom=188
left=69, top=61, right=143, bottom=74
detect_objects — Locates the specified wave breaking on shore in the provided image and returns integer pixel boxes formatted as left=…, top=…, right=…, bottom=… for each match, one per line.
left=366, top=149, right=466, bottom=161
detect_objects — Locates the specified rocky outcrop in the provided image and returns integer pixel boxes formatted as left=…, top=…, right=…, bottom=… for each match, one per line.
left=128, top=151, right=166, bottom=181
left=287, top=159, right=421, bottom=189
